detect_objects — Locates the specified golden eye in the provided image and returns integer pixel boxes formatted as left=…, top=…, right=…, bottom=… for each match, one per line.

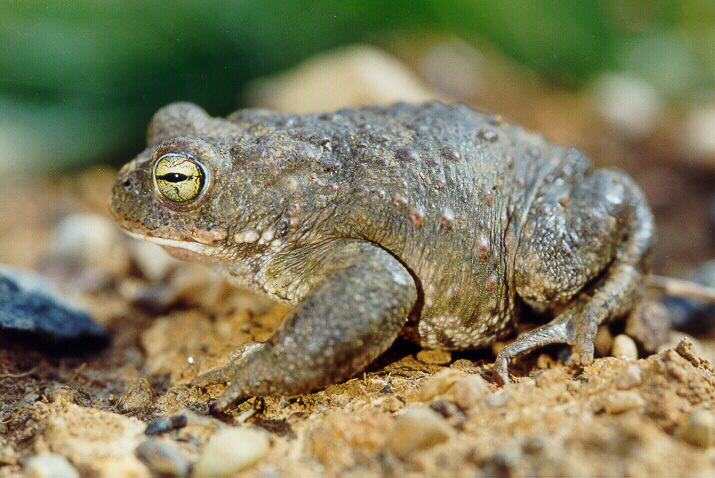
left=153, top=154, right=206, bottom=203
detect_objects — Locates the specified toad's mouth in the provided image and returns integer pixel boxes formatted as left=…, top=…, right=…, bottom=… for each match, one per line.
left=120, top=230, right=216, bottom=261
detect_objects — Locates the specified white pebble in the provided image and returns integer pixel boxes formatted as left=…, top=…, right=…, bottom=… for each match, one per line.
left=386, top=407, right=451, bottom=459
left=590, top=73, right=664, bottom=138
left=193, top=427, right=271, bottom=477
left=612, top=334, right=638, bottom=360
left=25, top=453, right=78, bottom=478
left=616, top=363, right=643, bottom=390
left=678, top=407, right=715, bottom=448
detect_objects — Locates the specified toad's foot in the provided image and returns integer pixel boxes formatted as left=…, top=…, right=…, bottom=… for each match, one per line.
left=495, top=264, right=642, bottom=384
left=191, top=241, right=417, bottom=413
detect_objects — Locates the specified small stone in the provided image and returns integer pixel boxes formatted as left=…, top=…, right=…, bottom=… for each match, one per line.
left=484, top=391, right=511, bottom=408
left=590, top=72, right=665, bottom=138
left=678, top=407, right=715, bottom=448
left=135, top=439, right=189, bottom=477
left=25, top=453, right=79, bottom=478
left=245, top=45, right=441, bottom=113
left=46, top=213, right=132, bottom=280
left=193, top=427, right=271, bottom=477
left=116, top=378, right=157, bottom=413
left=594, top=326, right=613, bottom=357
left=43, top=402, right=146, bottom=466
left=612, top=334, right=638, bottom=360
left=386, top=407, right=451, bottom=459
left=616, top=364, right=643, bottom=390
left=0, top=266, right=109, bottom=344
left=491, top=341, right=508, bottom=356
left=45, top=386, right=92, bottom=407
left=452, top=375, right=491, bottom=410
left=682, top=106, right=715, bottom=162
left=128, top=239, right=179, bottom=282
left=418, top=369, right=465, bottom=402
left=92, top=455, right=150, bottom=478
left=416, top=349, right=452, bottom=365
left=674, top=337, right=709, bottom=368
left=657, top=332, right=705, bottom=358
left=625, top=302, right=671, bottom=353
left=601, top=391, right=645, bottom=414
left=536, top=353, right=557, bottom=370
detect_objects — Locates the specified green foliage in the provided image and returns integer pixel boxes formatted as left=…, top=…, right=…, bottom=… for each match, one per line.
left=0, top=0, right=711, bottom=169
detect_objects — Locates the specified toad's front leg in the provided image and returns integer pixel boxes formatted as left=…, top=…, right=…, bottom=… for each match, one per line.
left=192, top=241, right=418, bottom=413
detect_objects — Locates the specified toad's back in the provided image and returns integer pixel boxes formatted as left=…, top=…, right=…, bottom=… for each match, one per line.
left=223, top=102, right=593, bottom=348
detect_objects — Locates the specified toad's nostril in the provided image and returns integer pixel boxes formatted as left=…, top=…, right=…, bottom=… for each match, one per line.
left=122, top=178, right=133, bottom=191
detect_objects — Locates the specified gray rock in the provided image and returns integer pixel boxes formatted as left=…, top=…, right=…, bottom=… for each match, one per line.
left=0, top=266, right=108, bottom=346
left=135, top=439, right=189, bottom=477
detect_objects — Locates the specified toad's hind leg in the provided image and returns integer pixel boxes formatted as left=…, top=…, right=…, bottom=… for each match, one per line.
left=495, top=169, right=654, bottom=383
left=192, top=241, right=417, bottom=413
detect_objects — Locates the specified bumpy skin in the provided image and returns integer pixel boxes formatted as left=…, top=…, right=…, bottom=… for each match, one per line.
left=110, top=101, right=654, bottom=412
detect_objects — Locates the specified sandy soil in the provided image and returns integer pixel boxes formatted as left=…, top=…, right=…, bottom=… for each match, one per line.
left=0, top=161, right=712, bottom=477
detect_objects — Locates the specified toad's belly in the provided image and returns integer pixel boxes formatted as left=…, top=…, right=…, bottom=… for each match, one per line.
left=413, top=300, right=516, bottom=350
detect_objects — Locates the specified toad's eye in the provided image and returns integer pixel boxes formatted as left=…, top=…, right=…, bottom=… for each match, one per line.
left=153, top=154, right=206, bottom=203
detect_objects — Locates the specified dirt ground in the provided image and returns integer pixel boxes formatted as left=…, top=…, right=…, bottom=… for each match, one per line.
left=1, top=45, right=714, bottom=477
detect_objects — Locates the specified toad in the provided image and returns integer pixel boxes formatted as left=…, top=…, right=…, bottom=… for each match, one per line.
left=111, top=102, right=654, bottom=413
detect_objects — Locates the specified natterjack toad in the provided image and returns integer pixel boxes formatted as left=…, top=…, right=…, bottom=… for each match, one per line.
left=111, top=102, right=654, bottom=413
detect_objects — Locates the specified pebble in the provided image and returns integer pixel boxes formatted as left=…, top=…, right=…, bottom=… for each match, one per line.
left=144, top=414, right=188, bottom=436
left=386, top=407, right=451, bottom=459
left=245, top=45, right=441, bottom=113
left=590, top=72, right=664, bottom=138
left=612, top=334, right=638, bottom=360
left=452, top=374, right=491, bottom=411
left=661, top=260, right=715, bottom=335
left=416, top=348, right=452, bottom=365
left=418, top=369, right=465, bottom=402
left=601, top=391, right=645, bottom=414
left=491, top=341, right=508, bottom=356
left=594, top=326, right=613, bottom=357
left=616, top=364, right=643, bottom=390
left=128, top=239, right=179, bottom=282
left=625, top=302, right=671, bottom=353
left=0, top=265, right=109, bottom=345
left=43, top=402, right=146, bottom=466
left=135, top=439, right=189, bottom=477
left=92, top=455, right=149, bottom=478
left=681, top=106, right=715, bottom=163
left=116, top=378, right=156, bottom=413
left=678, top=407, right=715, bottom=448
left=484, top=391, right=511, bottom=409
left=25, top=453, right=79, bottom=478
left=536, top=353, right=557, bottom=370
left=193, top=427, right=271, bottom=477
left=45, top=213, right=131, bottom=281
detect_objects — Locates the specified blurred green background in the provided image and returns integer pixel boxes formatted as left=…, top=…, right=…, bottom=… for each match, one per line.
left=1, top=0, right=713, bottom=172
